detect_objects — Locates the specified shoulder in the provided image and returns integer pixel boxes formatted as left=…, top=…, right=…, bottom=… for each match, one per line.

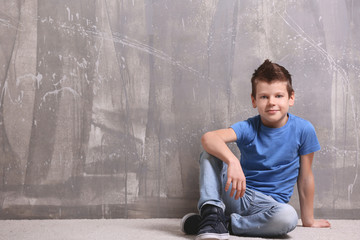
left=230, top=115, right=260, bottom=143
left=289, top=114, right=316, bottom=132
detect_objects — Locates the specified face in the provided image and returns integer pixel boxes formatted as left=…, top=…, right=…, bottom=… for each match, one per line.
left=251, top=80, right=295, bottom=128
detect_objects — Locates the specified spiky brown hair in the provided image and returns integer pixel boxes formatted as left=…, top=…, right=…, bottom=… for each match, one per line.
left=251, top=59, right=294, bottom=98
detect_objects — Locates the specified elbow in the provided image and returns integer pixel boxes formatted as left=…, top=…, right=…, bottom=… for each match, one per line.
left=201, top=131, right=214, bottom=149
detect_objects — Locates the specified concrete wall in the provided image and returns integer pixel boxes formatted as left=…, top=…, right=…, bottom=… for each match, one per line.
left=0, top=0, right=359, bottom=219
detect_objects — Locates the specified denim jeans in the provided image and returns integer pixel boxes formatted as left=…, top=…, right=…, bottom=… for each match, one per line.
left=198, top=151, right=298, bottom=237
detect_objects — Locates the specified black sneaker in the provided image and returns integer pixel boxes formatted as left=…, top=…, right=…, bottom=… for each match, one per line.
left=196, top=205, right=229, bottom=240
left=181, top=213, right=202, bottom=234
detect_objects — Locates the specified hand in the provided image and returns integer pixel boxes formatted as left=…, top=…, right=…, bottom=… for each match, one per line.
left=224, top=159, right=246, bottom=200
left=303, top=219, right=331, bottom=228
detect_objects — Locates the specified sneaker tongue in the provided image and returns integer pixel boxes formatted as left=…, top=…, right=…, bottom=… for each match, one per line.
left=204, top=213, right=218, bottom=221
left=201, top=205, right=221, bottom=217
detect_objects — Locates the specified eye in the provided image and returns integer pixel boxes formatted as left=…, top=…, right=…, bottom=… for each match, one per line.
left=260, top=96, right=268, bottom=99
left=276, top=95, right=284, bottom=98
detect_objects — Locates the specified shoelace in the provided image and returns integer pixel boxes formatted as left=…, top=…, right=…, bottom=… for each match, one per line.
left=198, top=213, right=228, bottom=230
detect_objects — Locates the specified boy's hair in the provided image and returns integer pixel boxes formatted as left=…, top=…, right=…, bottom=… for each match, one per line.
left=251, top=59, right=294, bottom=98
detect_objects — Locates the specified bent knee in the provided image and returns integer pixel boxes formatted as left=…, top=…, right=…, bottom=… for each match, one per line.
left=273, top=204, right=298, bottom=234
left=199, top=151, right=210, bottom=163
left=199, top=151, right=222, bottom=165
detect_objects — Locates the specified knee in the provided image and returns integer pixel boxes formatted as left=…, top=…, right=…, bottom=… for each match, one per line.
left=199, top=151, right=222, bottom=166
left=199, top=151, right=225, bottom=178
left=272, top=204, right=298, bottom=235
left=199, top=151, right=210, bottom=163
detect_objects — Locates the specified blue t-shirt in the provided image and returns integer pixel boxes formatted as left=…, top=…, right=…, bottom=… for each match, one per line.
left=230, top=113, right=320, bottom=203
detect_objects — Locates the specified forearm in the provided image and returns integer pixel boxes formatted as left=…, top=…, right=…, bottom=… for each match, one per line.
left=297, top=173, right=315, bottom=226
left=298, top=153, right=331, bottom=228
left=201, top=131, right=238, bottom=165
left=201, top=129, right=246, bottom=199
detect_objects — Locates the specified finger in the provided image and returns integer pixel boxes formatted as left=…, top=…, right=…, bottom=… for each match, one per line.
left=240, top=181, right=246, bottom=198
left=229, top=181, right=237, bottom=197
left=234, top=188, right=241, bottom=200
left=313, top=219, right=331, bottom=228
left=234, top=183, right=242, bottom=200
left=225, top=178, right=232, bottom=192
left=322, top=220, right=331, bottom=228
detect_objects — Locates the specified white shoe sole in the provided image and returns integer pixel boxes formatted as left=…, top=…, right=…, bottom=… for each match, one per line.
left=195, top=232, right=230, bottom=240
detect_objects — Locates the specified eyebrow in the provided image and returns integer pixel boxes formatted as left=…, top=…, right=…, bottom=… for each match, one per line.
left=257, top=91, right=286, bottom=95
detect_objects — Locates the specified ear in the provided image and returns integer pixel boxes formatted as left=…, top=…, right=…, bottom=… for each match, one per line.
left=251, top=94, right=257, bottom=108
left=289, top=91, right=295, bottom=107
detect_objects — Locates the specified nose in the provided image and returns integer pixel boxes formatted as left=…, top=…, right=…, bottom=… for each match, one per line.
left=268, top=96, right=276, bottom=105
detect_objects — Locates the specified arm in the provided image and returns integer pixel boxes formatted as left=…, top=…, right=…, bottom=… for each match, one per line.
left=297, top=152, right=331, bottom=228
left=201, top=129, right=246, bottom=199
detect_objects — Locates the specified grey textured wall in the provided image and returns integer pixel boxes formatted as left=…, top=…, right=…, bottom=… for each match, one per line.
left=0, top=0, right=359, bottom=219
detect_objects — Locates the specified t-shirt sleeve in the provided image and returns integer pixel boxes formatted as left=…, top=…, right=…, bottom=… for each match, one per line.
left=299, top=121, right=321, bottom=156
left=230, top=120, right=254, bottom=145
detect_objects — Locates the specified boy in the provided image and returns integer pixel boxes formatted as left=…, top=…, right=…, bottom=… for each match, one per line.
left=181, top=60, right=330, bottom=240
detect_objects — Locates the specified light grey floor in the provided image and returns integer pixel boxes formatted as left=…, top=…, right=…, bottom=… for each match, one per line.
left=0, top=219, right=358, bottom=240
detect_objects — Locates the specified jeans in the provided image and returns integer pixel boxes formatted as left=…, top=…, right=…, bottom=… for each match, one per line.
left=198, top=151, right=298, bottom=237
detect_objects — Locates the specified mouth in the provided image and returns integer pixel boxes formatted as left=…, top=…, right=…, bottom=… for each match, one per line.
left=266, top=109, right=279, bottom=114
